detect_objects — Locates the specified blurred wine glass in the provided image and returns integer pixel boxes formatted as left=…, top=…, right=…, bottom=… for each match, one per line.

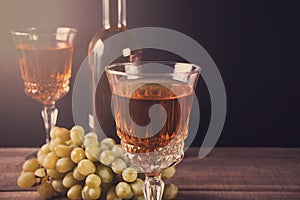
left=11, top=27, right=77, bottom=144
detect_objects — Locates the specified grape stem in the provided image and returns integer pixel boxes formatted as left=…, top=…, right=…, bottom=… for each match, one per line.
left=41, top=105, right=58, bottom=143
left=143, top=173, right=164, bottom=200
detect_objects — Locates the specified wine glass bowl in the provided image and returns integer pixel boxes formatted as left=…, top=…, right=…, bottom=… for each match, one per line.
left=11, top=27, right=77, bottom=143
left=105, top=61, right=201, bottom=200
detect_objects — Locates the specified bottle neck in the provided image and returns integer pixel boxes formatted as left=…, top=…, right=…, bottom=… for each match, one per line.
left=102, top=0, right=127, bottom=30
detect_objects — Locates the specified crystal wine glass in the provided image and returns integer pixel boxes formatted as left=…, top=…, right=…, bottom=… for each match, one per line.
left=105, top=61, right=201, bottom=200
left=11, top=27, right=77, bottom=143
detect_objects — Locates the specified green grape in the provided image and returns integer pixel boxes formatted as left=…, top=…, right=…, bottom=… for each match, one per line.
left=106, top=187, right=121, bottom=200
left=88, top=186, right=101, bottom=199
left=163, top=183, right=178, bottom=200
left=37, top=181, right=56, bottom=199
left=85, top=145, right=101, bottom=162
left=115, top=182, right=132, bottom=199
left=22, top=158, right=39, bottom=172
left=52, top=179, right=67, bottom=194
left=122, top=167, right=138, bottom=183
left=130, top=178, right=144, bottom=196
left=86, top=174, right=101, bottom=188
left=37, top=153, right=46, bottom=166
left=42, top=152, right=59, bottom=169
left=67, top=184, right=83, bottom=200
left=70, top=126, right=84, bottom=146
left=96, top=164, right=113, bottom=183
left=17, top=172, right=37, bottom=188
left=54, top=127, right=71, bottom=142
left=49, top=138, right=63, bottom=152
left=70, top=125, right=85, bottom=138
left=34, top=168, right=46, bottom=178
left=85, top=132, right=98, bottom=140
left=37, top=149, right=44, bottom=158
left=50, top=126, right=59, bottom=139
left=40, top=143, right=51, bottom=154
left=47, top=169, right=65, bottom=179
left=111, top=144, right=122, bottom=158
left=84, top=137, right=99, bottom=147
left=78, top=159, right=96, bottom=176
left=81, top=185, right=102, bottom=200
left=99, top=150, right=115, bottom=166
left=63, top=172, right=80, bottom=188
left=73, top=166, right=86, bottom=181
left=56, top=157, right=74, bottom=173
left=81, top=185, right=91, bottom=200
left=100, top=138, right=116, bottom=149
left=161, top=166, right=176, bottom=180
left=55, top=144, right=73, bottom=157
left=111, top=158, right=127, bottom=174
left=71, top=147, right=86, bottom=163
left=99, top=142, right=111, bottom=152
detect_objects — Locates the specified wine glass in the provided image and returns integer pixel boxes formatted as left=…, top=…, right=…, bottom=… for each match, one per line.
left=11, top=27, right=77, bottom=144
left=105, top=61, right=201, bottom=200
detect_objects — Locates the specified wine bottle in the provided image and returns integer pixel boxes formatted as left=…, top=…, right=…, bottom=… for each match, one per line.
left=88, top=0, right=141, bottom=140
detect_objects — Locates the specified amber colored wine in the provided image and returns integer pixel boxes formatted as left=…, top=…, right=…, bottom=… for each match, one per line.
left=112, top=79, right=194, bottom=154
left=16, top=43, right=73, bottom=105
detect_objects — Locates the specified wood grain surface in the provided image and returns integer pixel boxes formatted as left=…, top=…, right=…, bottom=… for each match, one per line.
left=0, top=148, right=299, bottom=199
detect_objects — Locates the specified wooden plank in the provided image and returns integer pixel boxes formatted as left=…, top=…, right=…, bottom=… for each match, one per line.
left=174, top=148, right=300, bottom=191
left=0, top=191, right=43, bottom=200
left=1, top=190, right=300, bottom=200
left=1, top=148, right=299, bottom=193
left=0, top=148, right=36, bottom=191
left=185, top=147, right=300, bottom=159
left=177, top=190, right=300, bottom=200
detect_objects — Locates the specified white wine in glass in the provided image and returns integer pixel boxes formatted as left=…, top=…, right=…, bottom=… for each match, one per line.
left=106, top=62, right=201, bottom=200
left=11, top=27, right=77, bottom=143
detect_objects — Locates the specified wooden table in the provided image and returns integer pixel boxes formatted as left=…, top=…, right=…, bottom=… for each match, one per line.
left=0, top=148, right=299, bottom=199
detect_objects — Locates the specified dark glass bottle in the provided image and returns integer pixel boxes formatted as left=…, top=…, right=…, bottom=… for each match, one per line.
left=88, top=0, right=141, bottom=140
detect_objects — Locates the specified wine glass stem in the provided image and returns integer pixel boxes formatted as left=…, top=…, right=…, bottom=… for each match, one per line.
left=143, top=173, right=165, bottom=200
left=41, top=105, right=58, bottom=143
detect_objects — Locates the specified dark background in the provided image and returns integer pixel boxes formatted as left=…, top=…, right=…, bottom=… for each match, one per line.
left=0, top=0, right=299, bottom=147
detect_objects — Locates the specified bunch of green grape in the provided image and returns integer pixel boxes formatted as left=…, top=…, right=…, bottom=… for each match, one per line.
left=17, top=125, right=178, bottom=200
